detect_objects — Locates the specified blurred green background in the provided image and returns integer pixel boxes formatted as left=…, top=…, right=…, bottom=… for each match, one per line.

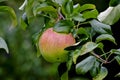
left=0, top=0, right=109, bottom=80
left=0, top=0, right=59, bottom=80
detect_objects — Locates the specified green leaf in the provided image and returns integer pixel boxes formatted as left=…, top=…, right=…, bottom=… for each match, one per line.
left=73, top=42, right=98, bottom=64
left=24, top=0, right=34, bottom=20
left=0, top=37, right=9, bottom=53
left=71, top=77, right=90, bottom=80
left=79, top=42, right=98, bottom=56
left=97, top=4, right=120, bottom=25
left=96, top=34, right=116, bottom=44
left=62, top=0, right=73, bottom=17
left=33, top=6, right=57, bottom=16
left=115, top=72, right=120, bottom=77
left=115, top=56, right=120, bottom=65
left=90, top=20, right=112, bottom=34
left=79, top=4, right=96, bottom=12
left=83, top=9, right=98, bottom=19
left=93, top=67, right=108, bottom=80
left=77, top=27, right=89, bottom=40
left=109, top=0, right=120, bottom=6
left=61, top=71, right=68, bottom=80
left=19, top=0, right=27, bottom=10
left=66, top=54, right=73, bottom=70
left=0, top=6, right=17, bottom=27
left=73, top=49, right=80, bottom=64
left=90, top=61, right=100, bottom=77
left=76, top=56, right=96, bottom=75
left=110, top=49, right=120, bottom=55
left=32, top=30, right=44, bottom=57
left=97, top=43, right=105, bottom=54
left=52, top=0, right=65, bottom=6
left=20, top=18, right=28, bottom=30
left=73, top=4, right=81, bottom=14
left=72, top=13, right=86, bottom=22
left=53, top=20, right=74, bottom=33
left=61, top=53, right=73, bottom=80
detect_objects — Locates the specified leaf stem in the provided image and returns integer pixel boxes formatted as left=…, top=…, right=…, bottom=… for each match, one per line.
left=91, top=51, right=108, bottom=64
left=58, top=7, right=65, bottom=20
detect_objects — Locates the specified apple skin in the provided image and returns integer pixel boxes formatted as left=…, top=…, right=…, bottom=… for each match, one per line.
left=39, top=28, right=75, bottom=63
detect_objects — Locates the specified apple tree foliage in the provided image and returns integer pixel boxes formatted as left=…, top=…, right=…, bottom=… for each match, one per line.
left=1, top=0, right=120, bottom=80
left=0, top=0, right=17, bottom=54
left=19, top=0, right=120, bottom=80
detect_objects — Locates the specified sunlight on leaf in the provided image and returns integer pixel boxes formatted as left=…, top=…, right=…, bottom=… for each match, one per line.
left=115, top=72, right=120, bottom=77
left=19, top=0, right=28, bottom=10
left=0, top=37, right=9, bottom=53
left=98, top=4, right=120, bottom=25
left=79, top=42, right=98, bottom=56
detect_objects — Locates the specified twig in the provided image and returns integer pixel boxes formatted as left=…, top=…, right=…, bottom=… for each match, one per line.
left=58, top=7, right=65, bottom=20
left=91, top=51, right=109, bottom=64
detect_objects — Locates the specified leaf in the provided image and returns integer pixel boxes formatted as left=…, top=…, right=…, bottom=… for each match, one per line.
left=79, top=4, right=96, bottom=12
left=90, top=20, right=112, bottom=34
left=97, top=43, right=105, bottom=54
left=53, top=20, right=74, bottom=33
left=96, top=34, right=116, bottom=44
left=73, top=49, right=80, bottom=64
left=32, top=30, right=44, bottom=57
left=79, top=42, right=98, bottom=56
left=0, top=6, right=17, bottom=27
left=71, top=77, right=90, bottom=80
left=25, top=0, right=34, bottom=20
left=19, top=0, right=27, bottom=10
left=52, top=0, right=65, bottom=6
left=76, top=56, right=96, bottom=75
left=73, top=42, right=98, bottom=64
left=33, top=6, right=57, bottom=16
left=115, top=56, right=120, bottom=65
left=60, top=53, right=73, bottom=80
left=73, top=3, right=81, bottom=14
left=110, top=49, right=120, bottom=55
left=90, top=61, right=100, bottom=77
left=20, top=18, right=28, bottom=30
left=93, top=67, right=108, bottom=80
left=0, top=37, right=9, bottom=53
left=83, top=9, right=98, bottom=19
left=109, top=0, right=120, bottom=6
left=97, top=4, right=120, bottom=25
left=61, top=71, right=68, bottom=80
left=115, top=72, right=120, bottom=77
left=77, top=27, right=89, bottom=40
left=62, top=0, right=73, bottom=17
left=72, top=13, right=86, bottom=22
left=66, top=54, right=73, bottom=70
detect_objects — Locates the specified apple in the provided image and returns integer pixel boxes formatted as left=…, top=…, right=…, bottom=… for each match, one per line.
left=39, top=28, right=75, bottom=63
